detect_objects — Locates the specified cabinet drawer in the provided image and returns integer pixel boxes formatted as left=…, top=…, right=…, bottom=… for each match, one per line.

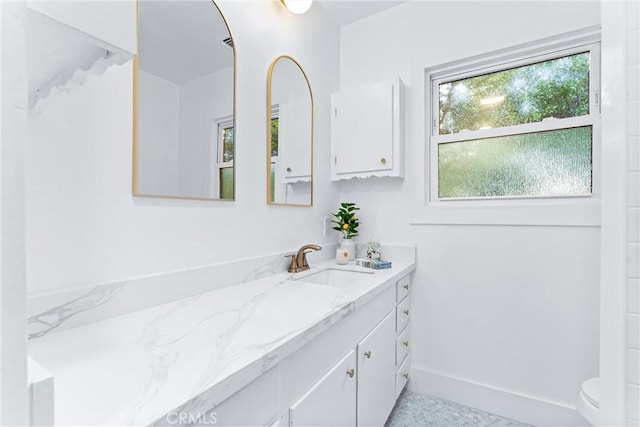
left=396, top=325, right=410, bottom=367
left=396, top=275, right=411, bottom=302
left=396, top=296, right=410, bottom=332
left=395, top=355, right=410, bottom=399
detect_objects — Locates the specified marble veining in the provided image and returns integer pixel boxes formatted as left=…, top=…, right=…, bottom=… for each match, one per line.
left=28, top=281, right=125, bottom=339
left=28, top=253, right=415, bottom=427
left=27, top=245, right=337, bottom=340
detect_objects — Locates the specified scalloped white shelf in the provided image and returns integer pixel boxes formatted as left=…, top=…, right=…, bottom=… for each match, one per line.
left=27, top=8, right=133, bottom=111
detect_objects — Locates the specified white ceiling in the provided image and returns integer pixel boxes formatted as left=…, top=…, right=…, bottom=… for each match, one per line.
left=138, top=0, right=233, bottom=84
left=315, top=0, right=408, bottom=27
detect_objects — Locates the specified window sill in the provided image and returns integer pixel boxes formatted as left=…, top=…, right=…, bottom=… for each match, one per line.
left=411, top=201, right=600, bottom=227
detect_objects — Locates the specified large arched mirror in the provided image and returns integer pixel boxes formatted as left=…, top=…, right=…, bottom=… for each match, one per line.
left=267, top=56, right=313, bottom=207
left=133, top=0, right=235, bottom=200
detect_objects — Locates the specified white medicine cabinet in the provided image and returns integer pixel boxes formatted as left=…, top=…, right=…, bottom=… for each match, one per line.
left=330, top=78, right=405, bottom=180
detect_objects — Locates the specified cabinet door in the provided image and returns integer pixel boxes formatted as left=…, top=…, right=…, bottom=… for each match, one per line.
left=332, top=82, right=394, bottom=175
left=289, top=350, right=357, bottom=427
left=278, top=102, right=312, bottom=183
left=356, top=310, right=396, bottom=426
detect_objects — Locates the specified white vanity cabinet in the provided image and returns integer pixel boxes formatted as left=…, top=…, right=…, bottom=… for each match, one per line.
left=179, top=269, right=415, bottom=427
left=289, top=308, right=397, bottom=427
left=395, top=274, right=411, bottom=397
left=356, top=309, right=397, bottom=426
left=289, top=350, right=357, bottom=427
left=330, top=78, right=404, bottom=181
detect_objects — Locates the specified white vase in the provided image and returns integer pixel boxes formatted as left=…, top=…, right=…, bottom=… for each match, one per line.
left=335, top=247, right=349, bottom=265
left=340, top=239, right=356, bottom=261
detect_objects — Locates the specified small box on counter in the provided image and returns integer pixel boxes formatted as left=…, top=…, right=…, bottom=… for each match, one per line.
left=355, top=258, right=392, bottom=269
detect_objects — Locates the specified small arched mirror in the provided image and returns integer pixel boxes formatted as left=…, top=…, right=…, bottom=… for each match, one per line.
left=134, top=0, right=235, bottom=200
left=267, top=56, right=313, bottom=206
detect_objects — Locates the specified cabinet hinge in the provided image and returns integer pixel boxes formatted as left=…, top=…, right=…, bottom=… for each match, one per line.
left=334, top=156, right=337, bottom=165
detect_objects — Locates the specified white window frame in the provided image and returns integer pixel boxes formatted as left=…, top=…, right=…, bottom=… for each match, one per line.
left=213, top=115, right=234, bottom=199
left=269, top=106, right=280, bottom=203
left=426, top=33, right=601, bottom=210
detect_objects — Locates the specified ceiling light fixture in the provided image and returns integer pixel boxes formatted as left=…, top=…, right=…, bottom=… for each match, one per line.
left=280, top=0, right=313, bottom=14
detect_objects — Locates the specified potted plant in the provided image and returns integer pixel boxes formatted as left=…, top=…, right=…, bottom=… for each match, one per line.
left=331, top=202, right=360, bottom=260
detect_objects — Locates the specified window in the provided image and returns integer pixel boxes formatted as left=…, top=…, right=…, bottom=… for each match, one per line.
left=269, top=116, right=279, bottom=202
left=429, top=39, right=600, bottom=202
left=216, top=117, right=234, bottom=200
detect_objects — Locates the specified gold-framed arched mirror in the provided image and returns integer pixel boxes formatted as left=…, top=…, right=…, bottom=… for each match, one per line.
left=133, top=0, right=236, bottom=200
left=266, top=55, right=313, bottom=207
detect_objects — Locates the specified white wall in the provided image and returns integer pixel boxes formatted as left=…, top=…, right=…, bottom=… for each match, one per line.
left=338, top=2, right=601, bottom=425
left=138, top=70, right=180, bottom=195
left=1, top=1, right=29, bottom=424
left=178, top=66, right=233, bottom=198
left=600, top=1, right=639, bottom=424
left=624, top=1, right=640, bottom=423
left=137, top=66, right=233, bottom=198
left=25, top=1, right=340, bottom=295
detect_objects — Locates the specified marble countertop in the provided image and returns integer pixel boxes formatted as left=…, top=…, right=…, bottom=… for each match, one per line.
left=28, top=258, right=415, bottom=426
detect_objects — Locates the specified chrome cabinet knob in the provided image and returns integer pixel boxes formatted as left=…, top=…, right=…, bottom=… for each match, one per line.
left=403, top=373, right=409, bottom=380
left=364, top=351, right=372, bottom=359
left=347, top=369, right=355, bottom=378
left=286, top=167, right=292, bottom=172
left=404, top=309, right=410, bottom=316
left=403, top=284, right=409, bottom=290
left=380, top=158, right=387, bottom=165
left=403, top=341, right=409, bottom=347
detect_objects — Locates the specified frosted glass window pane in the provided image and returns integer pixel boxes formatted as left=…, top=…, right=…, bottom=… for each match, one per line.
left=219, top=167, right=233, bottom=200
left=438, top=127, right=592, bottom=198
left=439, top=53, right=589, bottom=135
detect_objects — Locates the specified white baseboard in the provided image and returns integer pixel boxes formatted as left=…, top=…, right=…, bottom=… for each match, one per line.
left=409, top=366, right=587, bottom=426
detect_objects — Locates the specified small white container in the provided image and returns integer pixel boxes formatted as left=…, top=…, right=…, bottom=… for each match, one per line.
left=340, top=239, right=356, bottom=261
left=336, top=247, right=349, bottom=265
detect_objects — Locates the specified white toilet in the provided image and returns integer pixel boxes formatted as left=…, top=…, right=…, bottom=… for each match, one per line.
left=577, top=377, right=600, bottom=426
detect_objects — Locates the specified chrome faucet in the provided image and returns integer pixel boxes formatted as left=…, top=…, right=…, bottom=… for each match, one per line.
left=288, top=244, right=322, bottom=273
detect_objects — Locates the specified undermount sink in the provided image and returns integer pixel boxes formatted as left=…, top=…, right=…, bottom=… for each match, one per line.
left=295, top=268, right=374, bottom=286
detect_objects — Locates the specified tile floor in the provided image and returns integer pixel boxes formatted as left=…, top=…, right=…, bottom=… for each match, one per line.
left=385, top=390, right=531, bottom=427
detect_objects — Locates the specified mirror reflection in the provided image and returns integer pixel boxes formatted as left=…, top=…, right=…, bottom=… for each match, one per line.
left=267, top=56, right=313, bottom=206
left=134, top=0, right=235, bottom=200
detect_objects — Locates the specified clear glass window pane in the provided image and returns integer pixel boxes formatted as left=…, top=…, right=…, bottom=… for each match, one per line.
left=222, top=127, right=234, bottom=162
left=219, top=167, right=233, bottom=199
left=271, top=118, right=279, bottom=157
left=438, top=52, right=590, bottom=135
left=438, top=126, right=592, bottom=198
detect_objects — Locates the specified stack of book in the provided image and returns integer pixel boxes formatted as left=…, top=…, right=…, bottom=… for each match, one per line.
left=354, top=258, right=392, bottom=269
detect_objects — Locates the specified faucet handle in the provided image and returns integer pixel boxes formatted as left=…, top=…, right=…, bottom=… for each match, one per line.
left=286, top=254, right=299, bottom=273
